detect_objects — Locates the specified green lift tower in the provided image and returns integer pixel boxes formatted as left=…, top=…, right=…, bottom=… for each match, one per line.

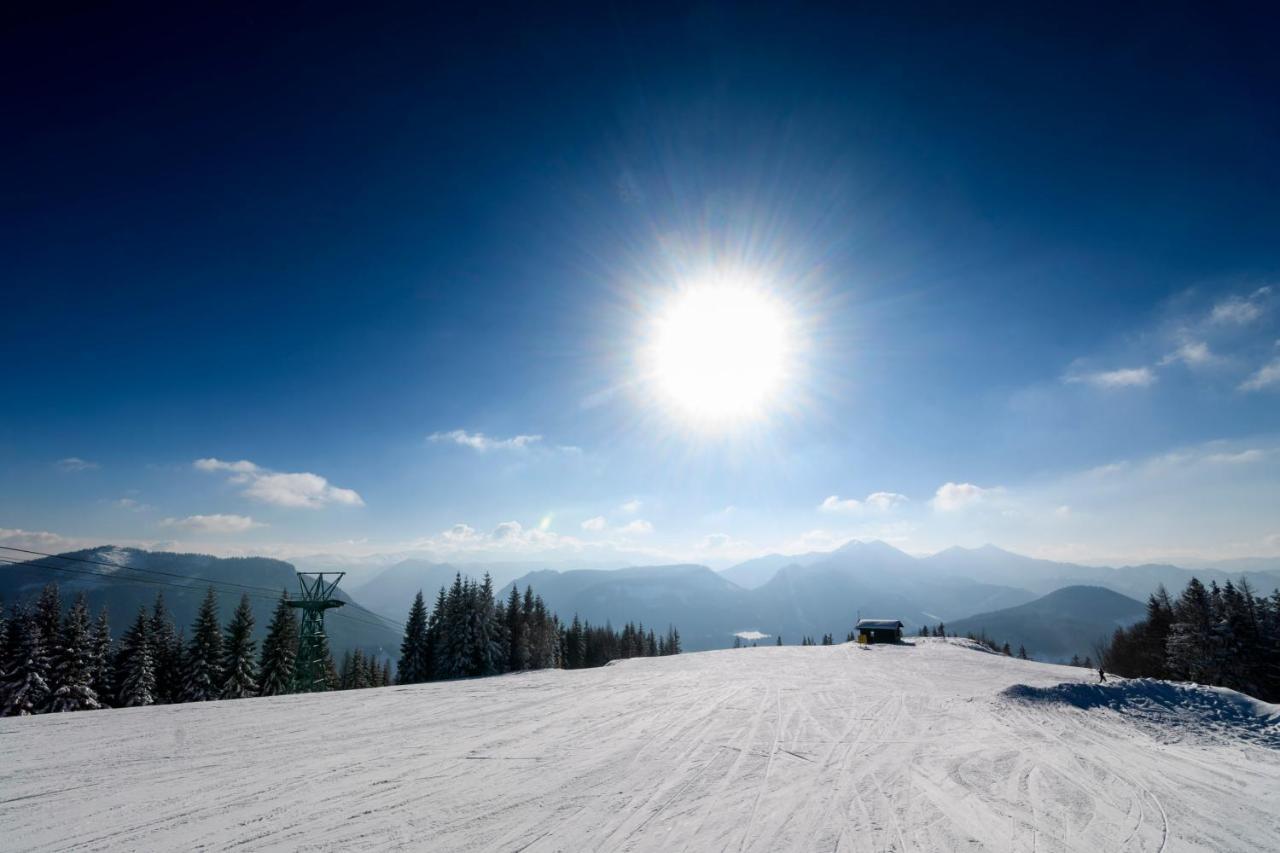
left=288, top=572, right=345, bottom=692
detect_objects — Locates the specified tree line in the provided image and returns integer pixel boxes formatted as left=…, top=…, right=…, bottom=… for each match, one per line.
left=1101, top=577, right=1280, bottom=701
left=0, top=582, right=393, bottom=716
left=395, top=573, right=680, bottom=683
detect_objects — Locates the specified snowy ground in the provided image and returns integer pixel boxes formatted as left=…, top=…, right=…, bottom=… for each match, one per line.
left=2, top=638, right=1278, bottom=852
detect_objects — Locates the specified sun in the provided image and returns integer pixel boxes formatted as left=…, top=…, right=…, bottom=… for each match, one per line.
left=644, top=276, right=796, bottom=427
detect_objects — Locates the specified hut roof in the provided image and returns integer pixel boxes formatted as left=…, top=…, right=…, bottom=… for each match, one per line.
left=856, top=619, right=904, bottom=630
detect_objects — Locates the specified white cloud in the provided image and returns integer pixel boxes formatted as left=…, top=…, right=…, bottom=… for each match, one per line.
left=819, top=492, right=908, bottom=514
left=865, top=491, right=909, bottom=510
left=194, top=458, right=363, bottom=509
left=1065, top=366, right=1156, bottom=389
left=243, top=472, right=363, bottom=509
left=427, top=430, right=542, bottom=451
left=160, top=514, right=263, bottom=534
left=1204, top=449, right=1267, bottom=464
left=931, top=482, right=995, bottom=512
left=1211, top=286, right=1271, bottom=325
left=56, top=457, right=99, bottom=472
left=194, top=457, right=260, bottom=474
left=1159, top=341, right=1214, bottom=367
left=112, top=498, right=153, bottom=512
left=619, top=499, right=643, bottom=514
left=819, top=495, right=862, bottom=513
left=618, top=519, right=654, bottom=535
left=415, top=520, right=587, bottom=556
left=1239, top=358, right=1280, bottom=392
left=581, top=516, right=607, bottom=531
left=0, top=527, right=78, bottom=552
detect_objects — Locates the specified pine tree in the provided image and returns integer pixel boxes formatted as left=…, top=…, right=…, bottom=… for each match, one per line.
left=470, top=574, right=501, bottom=677
left=1, top=605, right=50, bottom=716
left=221, top=594, right=258, bottom=699
left=438, top=574, right=471, bottom=678
left=47, top=593, right=101, bottom=712
left=34, top=582, right=62, bottom=651
left=776, top=635, right=782, bottom=646
left=258, top=591, right=299, bottom=696
left=397, top=591, right=431, bottom=684
left=1167, top=577, right=1212, bottom=681
left=427, top=586, right=447, bottom=678
left=183, top=587, right=224, bottom=702
left=1001, top=642, right=1012, bottom=656
left=90, top=606, right=113, bottom=707
left=505, top=584, right=525, bottom=672
left=1017, top=644, right=1028, bottom=660
left=149, top=593, right=183, bottom=704
left=116, top=608, right=156, bottom=707
left=350, top=649, right=369, bottom=689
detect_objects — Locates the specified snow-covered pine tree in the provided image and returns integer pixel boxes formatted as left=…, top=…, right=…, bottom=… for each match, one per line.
left=397, top=590, right=431, bottom=684
left=149, top=593, right=183, bottom=704
left=258, top=591, right=299, bottom=696
left=505, top=584, right=525, bottom=672
left=352, top=649, right=370, bottom=689
left=426, top=586, right=446, bottom=678
left=47, top=593, right=102, bottom=712
left=221, top=594, right=258, bottom=699
left=34, top=583, right=62, bottom=654
left=183, top=587, right=224, bottom=702
left=1, top=605, right=51, bottom=716
left=90, top=606, right=113, bottom=707
left=437, top=574, right=470, bottom=678
left=469, top=573, right=501, bottom=677
left=1166, top=577, right=1212, bottom=682
left=116, top=607, right=156, bottom=707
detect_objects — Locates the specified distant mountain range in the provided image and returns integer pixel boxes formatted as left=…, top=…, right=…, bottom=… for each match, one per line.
left=948, top=585, right=1148, bottom=662
left=491, top=541, right=1279, bottom=651
left=0, top=547, right=401, bottom=659
left=4, top=541, right=1277, bottom=659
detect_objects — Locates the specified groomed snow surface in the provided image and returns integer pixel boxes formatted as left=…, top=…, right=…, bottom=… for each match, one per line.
left=2, top=638, right=1278, bottom=851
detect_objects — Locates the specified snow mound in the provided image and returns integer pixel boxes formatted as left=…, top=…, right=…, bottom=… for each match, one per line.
left=1002, top=678, right=1280, bottom=747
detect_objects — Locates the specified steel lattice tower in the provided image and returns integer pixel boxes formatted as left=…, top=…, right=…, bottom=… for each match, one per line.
left=288, top=572, right=345, bottom=692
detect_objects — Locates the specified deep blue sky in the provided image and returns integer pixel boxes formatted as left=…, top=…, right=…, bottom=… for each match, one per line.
left=3, top=2, right=1278, bottom=565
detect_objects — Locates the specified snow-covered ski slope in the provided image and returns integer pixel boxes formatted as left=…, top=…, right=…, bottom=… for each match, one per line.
left=2, top=638, right=1278, bottom=852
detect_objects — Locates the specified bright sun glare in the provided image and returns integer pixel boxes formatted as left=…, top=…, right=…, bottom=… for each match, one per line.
left=647, top=278, right=795, bottom=426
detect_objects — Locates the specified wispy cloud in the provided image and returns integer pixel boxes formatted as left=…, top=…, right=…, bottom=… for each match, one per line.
left=194, top=458, right=363, bottom=509
left=1204, top=448, right=1267, bottom=464
left=1210, top=286, right=1272, bottom=325
left=160, top=513, right=263, bottom=534
left=1239, top=358, right=1280, bottom=392
left=1159, top=341, right=1215, bottom=367
left=580, top=515, right=607, bottom=531
left=618, top=519, right=654, bottom=535
left=56, top=457, right=99, bottom=472
left=428, top=429, right=543, bottom=452
left=618, top=499, right=643, bottom=514
left=1064, top=366, right=1156, bottom=389
left=819, top=492, right=909, bottom=514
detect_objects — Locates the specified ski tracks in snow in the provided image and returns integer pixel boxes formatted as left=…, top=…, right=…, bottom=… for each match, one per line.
left=2, top=640, right=1277, bottom=851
